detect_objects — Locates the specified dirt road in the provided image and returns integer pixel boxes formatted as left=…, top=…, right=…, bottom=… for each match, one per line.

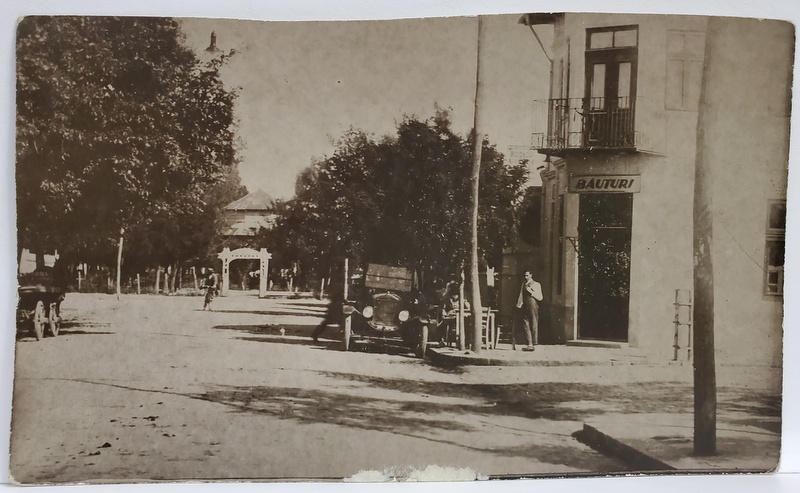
left=9, top=292, right=739, bottom=483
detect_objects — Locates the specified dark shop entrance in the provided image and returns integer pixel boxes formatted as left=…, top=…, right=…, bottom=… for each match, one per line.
left=577, top=193, right=633, bottom=342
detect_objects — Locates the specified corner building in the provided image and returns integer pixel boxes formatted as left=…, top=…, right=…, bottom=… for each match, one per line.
left=524, top=13, right=791, bottom=366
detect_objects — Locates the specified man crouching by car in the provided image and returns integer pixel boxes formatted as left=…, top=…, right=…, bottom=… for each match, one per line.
left=311, top=279, right=344, bottom=344
left=311, top=261, right=349, bottom=343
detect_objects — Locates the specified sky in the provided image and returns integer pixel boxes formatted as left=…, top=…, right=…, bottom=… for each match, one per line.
left=179, top=15, right=552, bottom=200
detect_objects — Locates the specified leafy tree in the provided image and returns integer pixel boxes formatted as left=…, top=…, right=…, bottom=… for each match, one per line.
left=16, top=16, right=242, bottom=275
left=263, top=109, right=528, bottom=290
left=516, top=186, right=543, bottom=247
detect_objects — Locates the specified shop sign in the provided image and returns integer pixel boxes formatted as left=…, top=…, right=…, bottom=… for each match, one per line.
left=568, top=175, right=641, bottom=193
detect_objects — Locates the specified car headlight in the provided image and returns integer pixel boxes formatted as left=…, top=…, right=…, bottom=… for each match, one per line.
left=362, top=306, right=374, bottom=319
left=398, top=310, right=409, bottom=322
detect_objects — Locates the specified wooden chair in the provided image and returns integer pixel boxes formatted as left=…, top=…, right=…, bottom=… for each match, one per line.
left=436, top=307, right=498, bottom=350
left=437, top=313, right=459, bottom=347
left=480, top=307, right=498, bottom=349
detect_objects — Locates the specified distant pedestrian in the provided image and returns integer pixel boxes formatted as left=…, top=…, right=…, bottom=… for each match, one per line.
left=203, top=268, right=217, bottom=311
left=516, top=270, right=543, bottom=351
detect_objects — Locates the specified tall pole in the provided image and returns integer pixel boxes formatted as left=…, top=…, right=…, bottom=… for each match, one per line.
left=469, top=16, right=486, bottom=353
left=692, top=18, right=718, bottom=456
left=458, top=267, right=466, bottom=351
left=343, top=258, right=349, bottom=300
left=116, top=228, right=124, bottom=301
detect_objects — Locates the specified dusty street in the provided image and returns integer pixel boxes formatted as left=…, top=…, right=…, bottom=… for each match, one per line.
left=9, top=292, right=777, bottom=483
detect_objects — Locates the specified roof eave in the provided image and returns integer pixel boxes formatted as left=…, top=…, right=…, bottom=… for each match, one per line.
left=518, top=13, right=562, bottom=26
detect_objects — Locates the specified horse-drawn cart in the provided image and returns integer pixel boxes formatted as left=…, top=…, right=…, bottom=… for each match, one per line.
left=17, top=272, right=65, bottom=341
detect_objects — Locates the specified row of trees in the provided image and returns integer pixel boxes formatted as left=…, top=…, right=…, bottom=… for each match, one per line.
left=261, top=109, right=530, bottom=292
left=16, top=16, right=246, bottom=280
left=16, top=18, right=529, bottom=296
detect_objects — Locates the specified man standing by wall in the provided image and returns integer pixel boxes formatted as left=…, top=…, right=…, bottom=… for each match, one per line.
left=516, top=270, right=543, bottom=351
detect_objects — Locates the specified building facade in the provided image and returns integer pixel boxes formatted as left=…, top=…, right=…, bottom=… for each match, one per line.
left=523, top=13, right=792, bottom=366
left=223, top=189, right=275, bottom=239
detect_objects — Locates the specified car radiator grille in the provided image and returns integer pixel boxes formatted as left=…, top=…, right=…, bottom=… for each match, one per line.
left=372, top=296, right=401, bottom=327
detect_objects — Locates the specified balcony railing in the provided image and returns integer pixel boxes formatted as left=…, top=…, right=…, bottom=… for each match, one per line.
left=532, top=97, right=639, bottom=154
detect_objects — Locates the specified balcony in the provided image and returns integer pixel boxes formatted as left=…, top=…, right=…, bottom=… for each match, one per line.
left=532, top=97, right=643, bottom=156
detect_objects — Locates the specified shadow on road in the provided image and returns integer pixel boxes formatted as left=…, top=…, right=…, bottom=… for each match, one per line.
left=215, top=323, right=427, bottom=358
left=16, top=321, right=115, bottom=341
left=313, top=371, right=781, bottom=426
left=190, top=382, right=624, bottom=472
left=215, top=323, right=343, bottom=350
left=60, top=321, right=112, bottom=329
left=277, top=301, right=330, bottom=309
left=64, top=369, right=785, bottom=475
left=236, top=335, right=342, bottom=351
left=214, top=323, right=319, bottom=338
left=317, top=372, right=625, bottom=422
left=57, top=329, right=116, bottom=336
left=46, top=374, right=626, bottom=473
left=213, top=309, right=326, bottom=317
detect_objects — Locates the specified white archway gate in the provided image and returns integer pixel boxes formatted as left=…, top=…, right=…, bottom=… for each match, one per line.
left=218, top=247, right=272, bottom=298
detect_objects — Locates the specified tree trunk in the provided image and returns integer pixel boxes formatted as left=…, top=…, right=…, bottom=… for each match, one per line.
left=155, top=267, right=162, bottom=294
left=170, top=264, right=178, bottom=293
left=468, top=16, right=486, bottom=353
left=116, top=229, right=124, bottom=301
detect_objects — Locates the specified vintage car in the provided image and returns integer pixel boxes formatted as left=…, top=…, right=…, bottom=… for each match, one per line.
left=342, top=264, right=434, bottom=357
left=17, top=268, right=66, bottom=341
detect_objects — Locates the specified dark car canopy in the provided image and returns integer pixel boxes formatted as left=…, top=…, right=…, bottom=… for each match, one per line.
left=364, top=264, right=413, bottom=292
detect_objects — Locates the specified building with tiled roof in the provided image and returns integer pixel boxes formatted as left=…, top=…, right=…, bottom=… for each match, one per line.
left=223, top=189, right=275, bottom=237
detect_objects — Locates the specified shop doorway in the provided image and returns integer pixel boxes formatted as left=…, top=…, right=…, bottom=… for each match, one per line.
left=577, top=193, right=632, bottom=341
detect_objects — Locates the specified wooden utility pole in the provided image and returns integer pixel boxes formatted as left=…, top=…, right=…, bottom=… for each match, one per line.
left=116, top=228, right=124, bottom=301
left=692, top=17, right=718, bottom=456
left=458, top=268, right=466, bottom=351
left=343, top=258, right=349, bottom=300
left=469, top=16, right=486, bottom=353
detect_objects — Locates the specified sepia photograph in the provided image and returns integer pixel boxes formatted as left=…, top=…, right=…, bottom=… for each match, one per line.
left=3, top=0, right=799, bottom=489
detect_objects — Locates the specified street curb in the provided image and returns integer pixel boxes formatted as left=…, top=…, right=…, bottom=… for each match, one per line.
left=427, top=347, right=630, bottom=367
left=426, top=348, right=526, bottom=367
left=573, top=424, right=676, bottom=472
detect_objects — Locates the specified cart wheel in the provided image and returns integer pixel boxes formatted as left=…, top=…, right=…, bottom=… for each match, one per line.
left=48, top=302, right=60, bottom=337
left=33, top=301, right=45, bottom=341
left=415, top=324, right=429, bottom=358
left=343, top=316, right=352, bottom=351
